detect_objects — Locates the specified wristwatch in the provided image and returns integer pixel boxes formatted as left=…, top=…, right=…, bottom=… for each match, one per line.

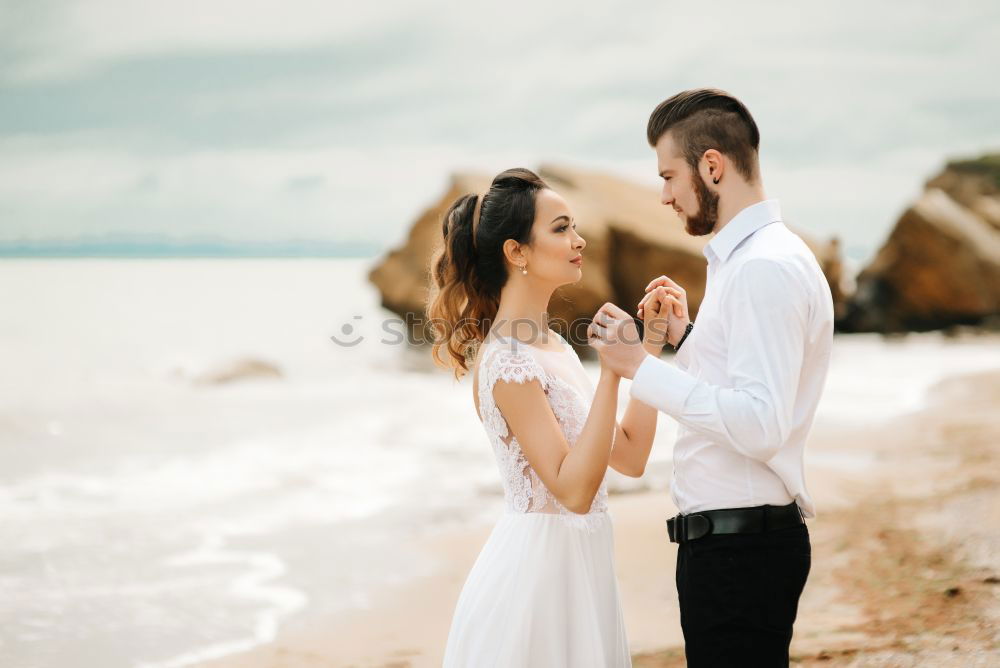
left=673, top=322, right=694, bottom=352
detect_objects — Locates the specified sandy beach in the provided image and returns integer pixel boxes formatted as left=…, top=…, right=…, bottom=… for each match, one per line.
left=194, top=367, right=1000, bottom=668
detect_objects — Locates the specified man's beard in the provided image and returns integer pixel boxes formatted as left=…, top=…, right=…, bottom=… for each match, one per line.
left=684, top=173, right=720, bottom=236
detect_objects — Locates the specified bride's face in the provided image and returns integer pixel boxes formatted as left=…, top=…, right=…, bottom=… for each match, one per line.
left=520, top=188, right=586, bottom=285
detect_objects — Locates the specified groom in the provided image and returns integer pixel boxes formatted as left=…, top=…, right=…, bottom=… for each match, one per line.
left=589, top=89, right=835, bottom=666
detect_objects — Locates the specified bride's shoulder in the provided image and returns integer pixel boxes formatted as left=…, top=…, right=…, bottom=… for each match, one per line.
left=477, top=336, right=547, bottom=387
left=479, top=334, right=533, bottom=361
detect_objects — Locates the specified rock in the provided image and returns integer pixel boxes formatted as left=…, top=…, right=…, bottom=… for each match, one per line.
left=842, top=154, right=1000, bottom=332
left=925, top=155, right=1000, bottom=231
left=194, top=357, right=284, bottom=385
left=369, top=163, right=845, bottom=353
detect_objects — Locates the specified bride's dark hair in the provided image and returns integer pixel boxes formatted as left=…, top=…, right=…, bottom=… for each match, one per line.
left=427, top=167, right=548, bottom=378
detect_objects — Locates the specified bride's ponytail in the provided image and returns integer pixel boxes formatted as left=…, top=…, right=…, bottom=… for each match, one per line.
left=427, top=168, right=547, bottom=379
left=427, top=193, right=496, bottom=377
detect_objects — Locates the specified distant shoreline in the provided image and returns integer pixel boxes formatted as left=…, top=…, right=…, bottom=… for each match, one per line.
left=0, top=241, right=380, bottom=259
left=0, top=253, right=378, bottom=258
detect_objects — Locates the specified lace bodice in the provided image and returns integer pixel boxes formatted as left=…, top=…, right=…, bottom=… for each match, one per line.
left=475, top=332, right=609, bottom=531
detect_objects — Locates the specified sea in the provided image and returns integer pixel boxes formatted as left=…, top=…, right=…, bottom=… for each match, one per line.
left=2, top=257, right=999, bottom=667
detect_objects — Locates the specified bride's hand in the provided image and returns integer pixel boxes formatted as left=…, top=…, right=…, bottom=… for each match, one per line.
left=588, top=306, right=635, bottom=380
left=637, top=275, right=690, bottom=348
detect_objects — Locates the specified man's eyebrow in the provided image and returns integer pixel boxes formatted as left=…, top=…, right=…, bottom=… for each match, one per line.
left=551, top=215, right=573, bottom=224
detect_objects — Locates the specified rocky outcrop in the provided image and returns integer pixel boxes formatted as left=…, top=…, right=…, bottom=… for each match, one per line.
left=369, top=163, right=845, bottom=351
left=925, top=155, right=1000, bottom=231
left=841, top=155, right=1000, bottom=332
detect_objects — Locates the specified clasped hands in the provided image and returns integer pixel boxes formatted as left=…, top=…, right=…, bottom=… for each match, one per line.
left=586, top=275, right=692, bottom=379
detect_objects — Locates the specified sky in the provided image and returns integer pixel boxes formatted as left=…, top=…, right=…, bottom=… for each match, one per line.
left=1, top=0, right=998, bottom=262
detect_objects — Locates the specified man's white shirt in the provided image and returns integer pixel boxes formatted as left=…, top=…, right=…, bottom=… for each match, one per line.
left=629, top=199, right=834, bottom=518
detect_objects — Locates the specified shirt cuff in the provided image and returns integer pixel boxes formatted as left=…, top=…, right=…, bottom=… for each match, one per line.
left=675, top=332, right=694, bottom=369
left=629, top=354, right=698, bottom=416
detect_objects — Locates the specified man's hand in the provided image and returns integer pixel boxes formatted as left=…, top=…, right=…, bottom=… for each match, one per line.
left=587, top=302, right=649, bottom=380
left=637, top=275, right=691, bottom=347
left=638, top=286, right=677, bottom=349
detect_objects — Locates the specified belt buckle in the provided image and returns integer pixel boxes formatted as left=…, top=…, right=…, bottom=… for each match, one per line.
left=666, top=515, right=677, bottom=543
left=667, top=514, right=685, bottom=543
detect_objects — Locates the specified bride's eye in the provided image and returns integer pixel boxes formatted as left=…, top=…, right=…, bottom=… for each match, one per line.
left=557, top=225, right=568, bottom=232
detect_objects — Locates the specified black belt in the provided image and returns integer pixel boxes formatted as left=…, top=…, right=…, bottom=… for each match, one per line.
left=667, top=501, right=804, bottom=544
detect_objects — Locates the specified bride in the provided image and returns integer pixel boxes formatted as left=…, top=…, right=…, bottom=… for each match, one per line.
left=427, top=168, right=682, bottom=667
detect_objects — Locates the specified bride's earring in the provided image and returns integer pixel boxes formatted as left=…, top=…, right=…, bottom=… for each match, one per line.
left=520, top=264, right=528, bottom=275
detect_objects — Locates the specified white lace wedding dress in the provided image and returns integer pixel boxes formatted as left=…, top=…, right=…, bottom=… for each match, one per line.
left=442, top=333, right=631, bottom=667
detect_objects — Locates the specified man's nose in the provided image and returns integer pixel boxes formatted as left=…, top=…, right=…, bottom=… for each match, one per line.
left=661, top=183, right=673, bottom=207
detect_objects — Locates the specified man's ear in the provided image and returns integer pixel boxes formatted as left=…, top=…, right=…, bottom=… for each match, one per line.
left=702, top=149, right=723, bottom=185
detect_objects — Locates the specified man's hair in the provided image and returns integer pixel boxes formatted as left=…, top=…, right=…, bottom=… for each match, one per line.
left=646, top=88, right=761, bottom=183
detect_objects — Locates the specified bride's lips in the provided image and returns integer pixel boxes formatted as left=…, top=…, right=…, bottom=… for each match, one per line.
left=570, top=255, right=583, bottom=266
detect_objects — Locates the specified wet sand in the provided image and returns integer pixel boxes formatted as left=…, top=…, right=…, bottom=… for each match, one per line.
left=198, top=369, right=1000, bottom=667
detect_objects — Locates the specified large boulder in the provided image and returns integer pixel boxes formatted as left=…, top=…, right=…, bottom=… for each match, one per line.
left=369, top=163, right=845, bottom=353
left=841, top=155, right=1000, bottom=332
left=925, top=155, right=1000, bottom=231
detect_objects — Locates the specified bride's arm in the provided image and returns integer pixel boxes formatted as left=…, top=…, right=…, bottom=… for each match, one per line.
left=608, top=341, right=662, bottom=477
left=606, top=279, right=689, bottom=477
left=493, top=369, right=620, bottom=514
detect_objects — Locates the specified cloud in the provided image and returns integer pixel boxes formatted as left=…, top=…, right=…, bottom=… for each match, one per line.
left=0, top=0, right=998, bottom=261
left=0, top=0, right=434, bottom=83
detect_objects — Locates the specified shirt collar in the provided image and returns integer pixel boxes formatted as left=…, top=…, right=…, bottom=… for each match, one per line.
left=703, top=198, right=783, bottom=264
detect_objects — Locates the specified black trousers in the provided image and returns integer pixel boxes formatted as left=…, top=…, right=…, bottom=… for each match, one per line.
left=675, top=521, right=811, bottom=667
